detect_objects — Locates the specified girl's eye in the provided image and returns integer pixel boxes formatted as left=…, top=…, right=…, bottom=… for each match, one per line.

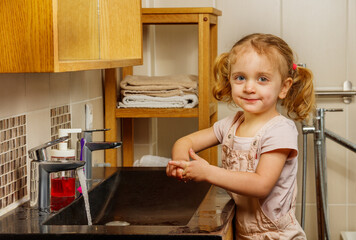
left=258, top=77, right=268, bottom=82
left=236, top=76, right=245, bottom=81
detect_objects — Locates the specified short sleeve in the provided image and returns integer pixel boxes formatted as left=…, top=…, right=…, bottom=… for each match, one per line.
left=213, top=114, right=237, bottom=143
left=260, top=118, right=299, bottom=160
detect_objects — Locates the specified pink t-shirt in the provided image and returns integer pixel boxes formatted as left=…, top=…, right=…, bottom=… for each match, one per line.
left=213, top=113, right=298, bottom=221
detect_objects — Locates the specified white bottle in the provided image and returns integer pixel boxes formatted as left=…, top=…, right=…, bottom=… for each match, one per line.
left=50, top=128, right=82, bottom=199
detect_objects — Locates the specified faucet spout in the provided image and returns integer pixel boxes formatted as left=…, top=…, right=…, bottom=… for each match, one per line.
left=85, top=142, right=122, bottom=151
left=40, top=160, right=85, bottom=173
left=82, top=141, right=121, bottom=180
left=79, top=129, right=122, bottom=180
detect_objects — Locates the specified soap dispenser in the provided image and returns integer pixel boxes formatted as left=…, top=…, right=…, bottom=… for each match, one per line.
left=50, top=128, right=82, bottom=200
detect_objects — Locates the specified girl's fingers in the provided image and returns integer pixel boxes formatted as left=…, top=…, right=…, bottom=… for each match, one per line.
left=166, top=164, right=174, bottom=176
left=168, top=160, right=187, bottom=168
left=177, top=168, right=184, bottom=176
left=168, top=161, right=188, bottom=179
left=177, top=168, right=185, bottom=179
left=189, top=148, right=200, bottom=160
left=171, top=167, right=177, bottom=177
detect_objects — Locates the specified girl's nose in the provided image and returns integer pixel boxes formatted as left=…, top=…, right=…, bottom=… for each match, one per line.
left=243, top=80, right=255, bottom=93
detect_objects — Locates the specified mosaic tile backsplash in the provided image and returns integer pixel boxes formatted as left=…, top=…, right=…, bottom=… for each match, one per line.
left=0, top=106, right=72, bottom=212
left=50, top=105, right=71, bottom=148
left=0, top=115, right=27, bottom=210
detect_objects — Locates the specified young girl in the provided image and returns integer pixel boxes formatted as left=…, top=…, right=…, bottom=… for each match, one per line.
left=166, top=33, right=314, bottom=239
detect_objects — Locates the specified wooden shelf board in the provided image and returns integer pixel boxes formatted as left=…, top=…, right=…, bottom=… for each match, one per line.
left=142, top=7, right=220, bottom=24
left=58, top=58, right=143, bottom=72
left=116, top=108, right=199, bottom=118
left=142, top=7, right=222, bottom=16
left=142, top=14, right=199, bottom=24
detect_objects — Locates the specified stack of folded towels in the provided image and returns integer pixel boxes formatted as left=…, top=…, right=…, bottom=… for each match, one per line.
left=118, top=74, right=199, bottom=108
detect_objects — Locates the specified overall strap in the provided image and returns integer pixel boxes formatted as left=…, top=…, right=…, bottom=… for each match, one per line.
left=222, top=112, right=244, bottom=148
left=247, top=115, right=285, bottom=171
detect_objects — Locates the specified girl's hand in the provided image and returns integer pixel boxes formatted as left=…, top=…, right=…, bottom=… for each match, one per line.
left=166, top=161, right=185, bottom=180
left=167, top=127, right=219, bottom=181
left=168, top=148, right=210, bottom=182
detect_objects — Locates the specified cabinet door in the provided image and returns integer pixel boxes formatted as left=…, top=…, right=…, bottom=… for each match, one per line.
left=100, top=0, right=142, bottom=60
left=58, top=0, right=142, bottom=63
left=57, top=0, right=100, bottom=60
left=0, top=0, right=54, bottom=72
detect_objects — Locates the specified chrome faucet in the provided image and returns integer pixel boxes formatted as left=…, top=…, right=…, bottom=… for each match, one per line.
left=78, top=129, right=121, bottom=180
left=28, top=136, right=85, bottom=211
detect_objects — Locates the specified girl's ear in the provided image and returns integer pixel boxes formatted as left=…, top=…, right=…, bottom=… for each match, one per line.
left=279, top=77, right=293, bottom=99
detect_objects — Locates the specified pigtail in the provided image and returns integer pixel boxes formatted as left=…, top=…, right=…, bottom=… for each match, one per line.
left=282, top=66, right=315, bottom=121
left=212, top=52, right=232, bottom=103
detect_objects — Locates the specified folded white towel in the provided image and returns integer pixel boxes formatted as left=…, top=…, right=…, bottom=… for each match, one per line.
left=133, top=155, right=171, bottom=167
left=121, top=88, right=197, bottom=97
left=118, top=94, right=198, bottom=108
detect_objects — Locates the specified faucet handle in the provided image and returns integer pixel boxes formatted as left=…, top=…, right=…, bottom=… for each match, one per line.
left=28, top=136, right=69, bottom=161
left=324, top=108, right=343, bottom=112
left=82, top=129, right=110, bottom=133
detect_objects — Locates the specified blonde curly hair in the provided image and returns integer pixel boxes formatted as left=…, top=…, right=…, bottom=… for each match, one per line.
left=213, top=33, right=315, bottom=121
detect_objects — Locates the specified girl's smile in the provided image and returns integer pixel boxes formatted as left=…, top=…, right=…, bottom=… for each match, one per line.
left=240, top=97, right=260, bottom=103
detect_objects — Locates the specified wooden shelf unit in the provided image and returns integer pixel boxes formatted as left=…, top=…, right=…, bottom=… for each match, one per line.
left=104, top=8, right=222, bottom=167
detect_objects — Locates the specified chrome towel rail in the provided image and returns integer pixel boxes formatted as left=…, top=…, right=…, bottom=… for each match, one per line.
left=315, top=90, right=356, bottom=96
left=325, top=129, right=356, bottom=153
left=315, top=81, right=355, bottom=104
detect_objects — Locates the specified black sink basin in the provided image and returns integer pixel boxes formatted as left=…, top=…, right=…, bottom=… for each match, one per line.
left=0, top=167, right=235, bottom=239
left=44, top=167, right=211, bottom=226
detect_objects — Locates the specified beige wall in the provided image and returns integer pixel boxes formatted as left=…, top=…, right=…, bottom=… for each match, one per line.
left=0, top=70, right=104, bottom=150
left=135, top=0, right=356, bottom=239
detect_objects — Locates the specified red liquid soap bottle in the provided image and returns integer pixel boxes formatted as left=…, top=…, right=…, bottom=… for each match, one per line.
left=50, top=128, right=82, bottom=211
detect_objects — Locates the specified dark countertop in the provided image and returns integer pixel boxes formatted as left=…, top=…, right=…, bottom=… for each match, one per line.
left=0, top=167, right=235, bottom=239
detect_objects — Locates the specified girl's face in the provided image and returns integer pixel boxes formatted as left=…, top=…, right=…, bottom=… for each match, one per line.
left=229, top=47, right=292, bottom=117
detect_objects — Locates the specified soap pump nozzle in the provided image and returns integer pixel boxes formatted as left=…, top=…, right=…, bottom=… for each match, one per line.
left=57, top=128, right=82, bottom=153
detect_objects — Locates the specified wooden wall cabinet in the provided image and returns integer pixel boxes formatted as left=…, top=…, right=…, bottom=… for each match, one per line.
left=0, top=0, right=142, bottom=72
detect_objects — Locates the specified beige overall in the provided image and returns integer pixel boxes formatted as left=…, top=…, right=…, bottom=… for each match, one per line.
left=221, top=114, right=306, bottom=239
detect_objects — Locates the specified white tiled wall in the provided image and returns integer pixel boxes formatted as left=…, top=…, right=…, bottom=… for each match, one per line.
left=135, top=0, right=356, bottom=239
left=283, top=0, right=347, bottom=89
